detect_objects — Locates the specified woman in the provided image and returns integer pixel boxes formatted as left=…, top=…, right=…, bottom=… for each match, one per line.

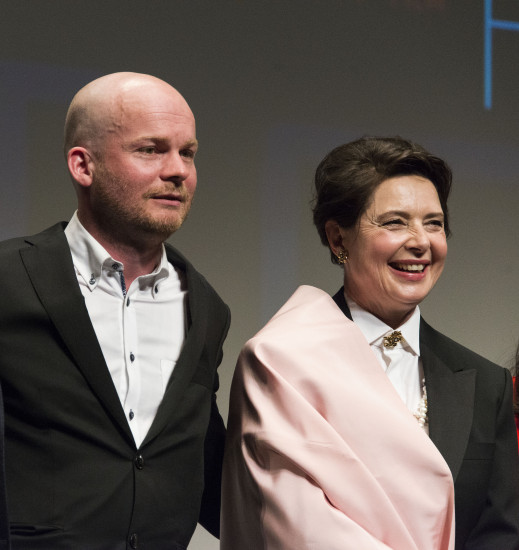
left=221, top=137, right=519, bottom=550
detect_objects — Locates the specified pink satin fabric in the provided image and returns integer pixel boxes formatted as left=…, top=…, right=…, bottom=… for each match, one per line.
left=221, top=286, right=455, bottom=550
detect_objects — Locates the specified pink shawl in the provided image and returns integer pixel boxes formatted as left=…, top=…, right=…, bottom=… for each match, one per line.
left=221, top=286, right=454, bottom=550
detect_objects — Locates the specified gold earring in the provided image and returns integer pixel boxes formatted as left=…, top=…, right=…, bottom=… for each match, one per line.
left=337, top=250, right=348, bottom=264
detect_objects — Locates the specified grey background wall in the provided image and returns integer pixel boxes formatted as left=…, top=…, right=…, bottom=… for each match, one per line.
left=1, top=1, right=519, bottom=547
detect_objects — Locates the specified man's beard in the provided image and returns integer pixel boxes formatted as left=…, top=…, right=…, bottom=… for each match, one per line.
left=90, top=165, right=192, bottom=244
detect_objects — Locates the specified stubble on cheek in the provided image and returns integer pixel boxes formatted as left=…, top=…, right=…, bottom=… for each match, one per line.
left=91, top=162, right=196, bottom=240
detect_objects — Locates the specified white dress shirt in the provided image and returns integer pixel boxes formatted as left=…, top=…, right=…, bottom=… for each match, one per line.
left=65, top=212, right=187, bottom=447
left=347, top=297, right=424, bottom=418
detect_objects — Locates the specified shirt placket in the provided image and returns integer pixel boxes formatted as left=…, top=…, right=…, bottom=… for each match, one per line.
left=122, top=287, right=140, bottom=442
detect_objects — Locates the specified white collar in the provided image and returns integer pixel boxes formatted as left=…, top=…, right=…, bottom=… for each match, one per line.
left=64, top=211, right=170, bottom=292
left=347, top=296, right=421, bottom=356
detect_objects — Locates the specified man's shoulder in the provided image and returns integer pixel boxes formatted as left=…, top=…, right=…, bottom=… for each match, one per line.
left=0, top=222, right=68, bottom=255
left=164, top=242, right=229, bottom=310
left=164, top=242, right=210, bottom=290
left=164, top=241, right=190, bottom=270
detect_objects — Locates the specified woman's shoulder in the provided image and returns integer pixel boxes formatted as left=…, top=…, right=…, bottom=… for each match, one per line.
left=240, top=285, right=362, bottom=374
left=249, top=285, right=352, bottom=341
left=420, top=317, right=506, bottom=379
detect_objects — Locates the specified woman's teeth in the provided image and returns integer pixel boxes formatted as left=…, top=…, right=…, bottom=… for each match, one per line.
left=392, top=263, right=425, bottom=272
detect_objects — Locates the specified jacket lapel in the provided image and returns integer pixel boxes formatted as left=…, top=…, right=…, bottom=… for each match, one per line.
left=420, top=320, right=476, bottom=480
left=142, top=245, right=209, bottom=446
left=333, top=289, right=476, bottom=481
left=19, top=223, right=133, bottom=444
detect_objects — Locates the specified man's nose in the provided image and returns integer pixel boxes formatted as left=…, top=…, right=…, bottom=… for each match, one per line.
left=161, top=152, right=188, bottom=181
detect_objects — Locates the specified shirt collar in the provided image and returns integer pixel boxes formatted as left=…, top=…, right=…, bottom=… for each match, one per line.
left=64, top=211, right=170, bottom=293
left=347, top=296, right=421, bottom=356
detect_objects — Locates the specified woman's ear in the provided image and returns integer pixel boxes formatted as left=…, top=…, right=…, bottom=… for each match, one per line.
left=325, top=220, right=346, bottom=256
left=67, top=147, right=94, bottom=189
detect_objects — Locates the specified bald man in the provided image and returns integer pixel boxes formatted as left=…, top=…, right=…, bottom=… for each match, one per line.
left=0, top=73, right=230, bottom=549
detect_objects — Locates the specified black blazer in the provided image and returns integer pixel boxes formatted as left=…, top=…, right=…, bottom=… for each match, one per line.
left=333, top=289, right=519, bottom=550
left=0, top=385, right=9, bottom=550
left=0, top=223, right=230, bottom=550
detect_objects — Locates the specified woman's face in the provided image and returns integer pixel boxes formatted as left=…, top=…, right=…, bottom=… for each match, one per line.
left=334, top=175, right=448, bottom=328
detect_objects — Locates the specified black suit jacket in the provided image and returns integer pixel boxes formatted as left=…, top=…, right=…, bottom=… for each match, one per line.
left=333, top=289, right=519, bottom=550
left=0, top=385, right=9, bottom=550
left=0, top=223, right=230, bottom=550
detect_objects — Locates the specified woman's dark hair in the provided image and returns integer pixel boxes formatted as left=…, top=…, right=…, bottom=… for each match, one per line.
left=312, top=136, right=452, bottom=264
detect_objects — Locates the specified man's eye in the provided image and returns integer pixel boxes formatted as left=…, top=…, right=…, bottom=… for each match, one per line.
left=181, top=149, right=196, bottom=159
left=139, top=147, right=156, bottom=154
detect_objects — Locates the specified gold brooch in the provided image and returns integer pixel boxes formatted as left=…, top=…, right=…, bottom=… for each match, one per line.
left=383, top=331, right=403, bottom=348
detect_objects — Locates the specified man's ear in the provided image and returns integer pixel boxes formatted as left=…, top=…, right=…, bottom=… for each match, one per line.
left=325, top=220, right=347, bottom=257
left=67, top=147, right=94, bottom=188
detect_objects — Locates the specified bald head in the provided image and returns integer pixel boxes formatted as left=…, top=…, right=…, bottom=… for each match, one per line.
left=65, top=71, right=198, bottom=254
left=64, top=72, right=192, bottom=158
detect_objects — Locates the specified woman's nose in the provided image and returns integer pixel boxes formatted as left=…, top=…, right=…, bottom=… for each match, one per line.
left=405, top=225, right=430, bottom=252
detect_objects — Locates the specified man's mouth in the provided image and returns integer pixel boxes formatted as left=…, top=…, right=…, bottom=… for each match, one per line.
left=149, top=193, right=183, bottom=202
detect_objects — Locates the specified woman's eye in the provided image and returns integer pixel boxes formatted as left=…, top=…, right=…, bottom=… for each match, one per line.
left=382, top=219, right=405, bottom=226
left=427, top=220, right=444, bottom=228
